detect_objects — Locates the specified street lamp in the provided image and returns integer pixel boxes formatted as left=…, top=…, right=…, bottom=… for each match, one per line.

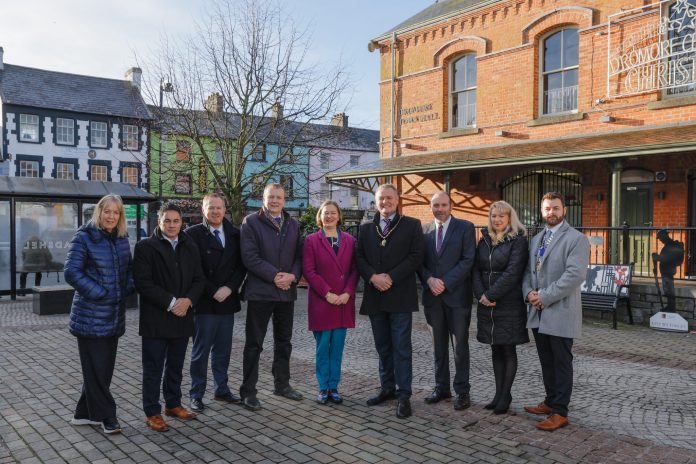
left=158, top=78, right=174, bottom=201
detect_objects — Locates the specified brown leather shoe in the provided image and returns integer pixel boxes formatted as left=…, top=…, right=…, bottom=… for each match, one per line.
left=146, top=415, right=169, bottom=432
left=524, top=402, right=553, bottom=415
left=164, top=406, right=197, bottom=420
left=536, top=413, right=569, bottom=431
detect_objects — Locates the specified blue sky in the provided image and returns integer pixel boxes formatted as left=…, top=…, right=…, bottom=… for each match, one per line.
left=0, top=0, right=427, bottom=130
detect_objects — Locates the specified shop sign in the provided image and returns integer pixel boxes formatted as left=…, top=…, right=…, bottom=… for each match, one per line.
left=399, top=103, right=439, bottom=125
left=607, top=0, right=696, bottom=98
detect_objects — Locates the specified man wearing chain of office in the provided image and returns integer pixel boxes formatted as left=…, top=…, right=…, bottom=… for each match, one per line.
left=356, top=183, right=424, bottom=419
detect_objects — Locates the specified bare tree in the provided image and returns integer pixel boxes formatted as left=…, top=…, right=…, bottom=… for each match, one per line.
left=141, top=0, right=351, bottom=223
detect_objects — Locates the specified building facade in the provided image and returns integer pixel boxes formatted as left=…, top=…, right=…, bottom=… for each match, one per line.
left=328, top=0, right=696, bottom=322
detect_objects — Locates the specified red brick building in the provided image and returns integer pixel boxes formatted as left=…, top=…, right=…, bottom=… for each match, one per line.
left=330, top=0, right=696, bottom=283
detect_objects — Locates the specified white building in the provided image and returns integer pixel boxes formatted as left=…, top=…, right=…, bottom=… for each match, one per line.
left=308, top=113, right=379, bottom=223
left=0, top=47, right=152, bottom=186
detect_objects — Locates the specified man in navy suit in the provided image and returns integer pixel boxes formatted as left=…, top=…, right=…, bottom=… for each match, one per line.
left=419, top=191, right=476, bottom=410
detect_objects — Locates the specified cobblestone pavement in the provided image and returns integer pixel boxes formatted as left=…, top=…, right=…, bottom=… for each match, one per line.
left=1, top=290, right=696, bottom=464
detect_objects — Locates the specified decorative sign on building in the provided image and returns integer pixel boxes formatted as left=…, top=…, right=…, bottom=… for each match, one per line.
left=607, top=0, right=696, bottom=98
left=399, top=103, right=439, bottom=125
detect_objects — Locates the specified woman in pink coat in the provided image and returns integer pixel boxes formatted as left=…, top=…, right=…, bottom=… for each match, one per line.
left=303, top=200, right=359, bottom=405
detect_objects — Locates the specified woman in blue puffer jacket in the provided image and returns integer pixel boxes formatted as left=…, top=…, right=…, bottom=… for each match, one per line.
left=64, top=194, right=134, bottom=435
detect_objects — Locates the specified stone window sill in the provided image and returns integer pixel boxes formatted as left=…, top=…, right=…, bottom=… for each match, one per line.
left=439, top=127, right=480, bottom=138
left=527, top=112, right=586, bottom=127
left=647, top=95, right=696, bottom=110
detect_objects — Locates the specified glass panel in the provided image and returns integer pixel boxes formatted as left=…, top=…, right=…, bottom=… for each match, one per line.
left=562, top=29, right=579, bottom=68
left=0, top=201, right=10, bottom=293
left=564, top=68, right=579, bottom=87
left=451, top=92, right=460, bottom=128
left=453, top=57, right=467, bottom=91
left=543, top=31, right=562, bottom=72
left=466, top=54, right=477, bottom=87
left=15, top=202, right=79, bottom=292
left=124, top=204, right=147, bottom=252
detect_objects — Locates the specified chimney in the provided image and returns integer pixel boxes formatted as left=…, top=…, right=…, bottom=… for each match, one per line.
left=272, top=102, right=283, bottom=119
left=124, top=67, right=142, bottom=90
left=204, top=93, right=224, bottom=114
left=330, top=113, right=348, bottom=128
left=0, top=47, right=4, bottom=71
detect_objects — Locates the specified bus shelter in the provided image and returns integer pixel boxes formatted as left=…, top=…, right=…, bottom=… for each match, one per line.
left=0, top=177, right=153, bottom=299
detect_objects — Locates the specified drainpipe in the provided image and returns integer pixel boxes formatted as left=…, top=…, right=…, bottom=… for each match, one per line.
left=390, top=31, right=397, bottom=161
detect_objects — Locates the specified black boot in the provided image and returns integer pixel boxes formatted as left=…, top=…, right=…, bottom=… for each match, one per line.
left=494, top=345, right=517, bottom=415
left=485, top=346, right=505, bottom=410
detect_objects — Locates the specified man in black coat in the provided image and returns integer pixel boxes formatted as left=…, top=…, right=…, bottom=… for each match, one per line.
left=239, top=183, right=304, bottom=411
left=134, top=202, right=205, bottom=432
left=185, top=194, right=246, bottom=412
left=356, top=183, right=424, bottom=419
left=419, top=191, right=475, bottom=410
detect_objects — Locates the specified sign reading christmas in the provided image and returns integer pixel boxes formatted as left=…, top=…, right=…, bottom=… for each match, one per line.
left=607, top=0, right=696, bottom=98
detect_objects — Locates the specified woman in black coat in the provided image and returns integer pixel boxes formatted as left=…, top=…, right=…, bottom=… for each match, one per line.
left=472, top=201, right=529, bottom=414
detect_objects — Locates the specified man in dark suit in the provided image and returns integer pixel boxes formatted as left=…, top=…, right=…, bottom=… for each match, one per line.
left=185, top=193, right=246, bottom=413
left=356, top=183, right=424, bottom=419
left=134, top=202, right=205, bottom=432
left=419, top=191, right=476, bottom=410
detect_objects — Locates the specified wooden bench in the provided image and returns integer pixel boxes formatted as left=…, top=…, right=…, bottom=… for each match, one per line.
left=31, top=285, right=139, bottom=315
left=580, top=264, right=634, bottom=330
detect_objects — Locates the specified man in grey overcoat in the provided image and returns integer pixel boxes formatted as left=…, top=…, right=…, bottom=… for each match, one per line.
left=522, top=192, right=589, bottom=432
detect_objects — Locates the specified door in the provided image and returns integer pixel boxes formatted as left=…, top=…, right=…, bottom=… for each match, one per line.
left=621, top=183, right=653, bottom=274
left=688, top=173, right=696, bottom=277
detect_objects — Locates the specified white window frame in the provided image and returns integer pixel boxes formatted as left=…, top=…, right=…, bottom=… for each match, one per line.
left=19, top=114, right=40, bottom=142
left=666, top=1, right=696, bottom=96
left=319, top=182, right=331, bottom=201
left=19, top=160, right=40, bottom=177
left=320, top=153, right=330, bottom=170
left=90, top=164, right=108, bottom=181
left=123, top=124, right=139, bottom=150
left=449, top=54, right=477, bottom=129
left=56, top=162, right=75, bottom=180
left=56, top=118, right=74, bottom=145
left=350, top=187, right=359, bottom=208
left=539, top=28, right=579, bottom=116
left=90, top=121, right=108, bottom=148
left=121, top=165, right=139, bottom=186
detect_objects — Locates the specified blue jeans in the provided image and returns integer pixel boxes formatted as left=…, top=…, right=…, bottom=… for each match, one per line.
left=369, top=311, right=413, bottom=398
left=313, top=328, right=347, bottom=391
left=190, top=314, right=234, bottom=399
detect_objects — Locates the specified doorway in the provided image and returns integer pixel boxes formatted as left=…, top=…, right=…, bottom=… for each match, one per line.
left=621, top=183, right=653, bottom=273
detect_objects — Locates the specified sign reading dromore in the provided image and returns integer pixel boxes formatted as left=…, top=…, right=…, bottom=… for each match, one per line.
left=608, top=0, right=696, bottom=98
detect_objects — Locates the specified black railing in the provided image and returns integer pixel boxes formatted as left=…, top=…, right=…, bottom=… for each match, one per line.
left=344, top=223, right=696, bottom=281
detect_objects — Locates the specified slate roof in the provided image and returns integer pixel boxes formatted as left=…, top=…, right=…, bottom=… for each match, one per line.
left=0, top=176, right=154, bottom=201
left=374, top=0, right=502, bottom=41
left=0, top=64, right=152, bottom=119
left=327, top=122, right=696, bottom=181
left=151, top=105, right=379, bottom=153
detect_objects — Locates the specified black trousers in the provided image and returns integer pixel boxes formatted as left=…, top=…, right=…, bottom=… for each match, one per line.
left=141, top=336, right=189, bottom=417
left=423, top=302, right=471, bottom=395
left=369, top=311, right=413, bottom=398
left=240, top=300, right=294, bottom=398
left=75, top=336, right=119, bottom=422
left=19, top=272, right=42, bottom=289
left=532, top=329, right=574, bottom=417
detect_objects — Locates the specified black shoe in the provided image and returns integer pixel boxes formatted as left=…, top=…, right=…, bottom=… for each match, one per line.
left=494, top=394, right=511, bottom=415
left=453, top=393, right=471, bottom=411
left=328, top=389, right=343, bottom=404
left=214, top=392, right=241, bottom=404
left=102, top=418, right=122, bottom=434
left=190, top=397, right=205, bottom=412
left=424, top=387, right=452, bottom=404
left=396, top=398, right=412, bottom=419
left=366, top=388, right=396, bottom=406
left=242, top=396, right=262, bottom=411
left=273, top=386, right=303, bottom=401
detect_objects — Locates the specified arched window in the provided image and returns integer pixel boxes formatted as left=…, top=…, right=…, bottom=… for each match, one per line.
left=502, top=168, right=582, bottom=226
left=450, top=54, right=477, bottom=128
left=541, top=28, right=578, bottom=115
left=667, top=0, right=696, bottom=95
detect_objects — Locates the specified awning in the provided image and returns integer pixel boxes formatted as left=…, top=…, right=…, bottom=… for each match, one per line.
left=327, top=122, right=696, bottom=190
left=0, top=177, right=155, bottom=201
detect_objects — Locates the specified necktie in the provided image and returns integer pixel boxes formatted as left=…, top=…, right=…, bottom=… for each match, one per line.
left=436, top=223, right=444, bottom=254
left=213, top=229, right=223, bottom=247
left=382, top=218, right=391, bottom=235
left=274, top=216, right=282, bottom=229
left=171, top=240, right=177, bottom=251
left=544, top=230, right=554, bottom=248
